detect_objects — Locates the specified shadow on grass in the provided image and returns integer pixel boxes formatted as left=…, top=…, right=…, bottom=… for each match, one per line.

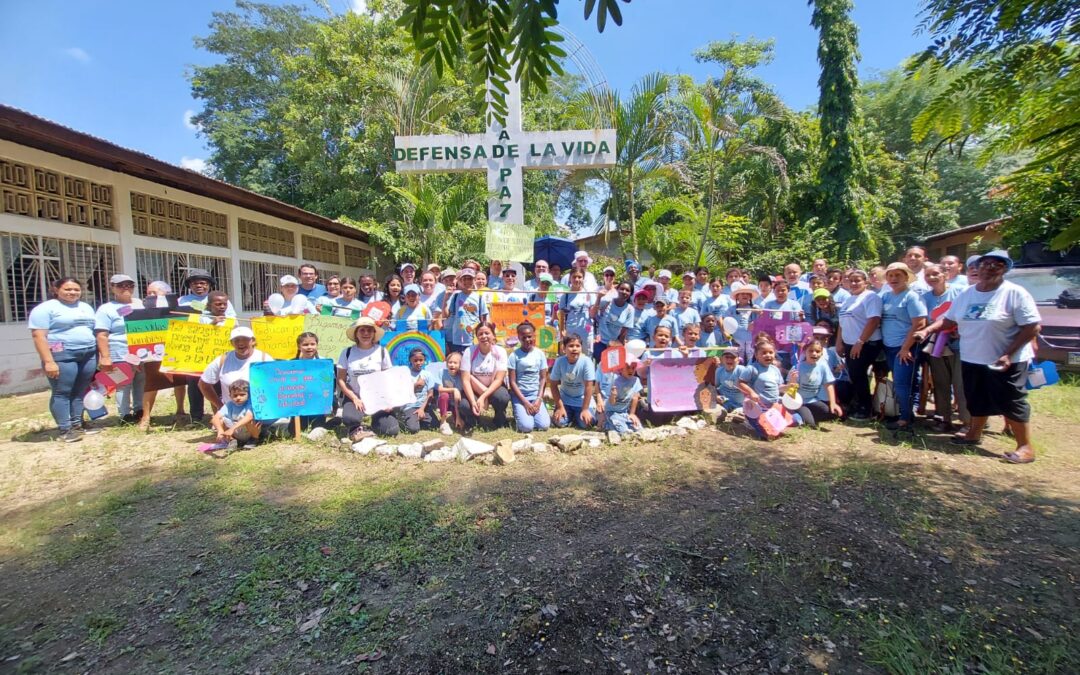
left=0, top=434, right=1077, bottom=674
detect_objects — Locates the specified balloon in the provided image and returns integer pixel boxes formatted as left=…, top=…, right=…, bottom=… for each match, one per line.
left=721, top=316, right=739, bottom=336
left=83, top=389, right=105, bottom=410
left=289, top=294, right=309, bottom=313
left=625, top=339, right=647, bottom=358
left=267, top=293, right=286, bottom=312
left=781, top=392, right=803, bottom=411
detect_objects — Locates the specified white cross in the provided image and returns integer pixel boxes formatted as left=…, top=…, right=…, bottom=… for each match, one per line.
left=393, top=75, right=616, bottom=251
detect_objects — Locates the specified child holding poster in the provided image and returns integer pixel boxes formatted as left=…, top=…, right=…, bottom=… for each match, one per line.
left=507, top=322, right=551, bottom=433
left=715, top=348, right=753, bottom=413
left=295, top=332, right=330, bottom=430
left=740, top=336, right=793, bottom=440
left=209, top=379, right=260, bottom=449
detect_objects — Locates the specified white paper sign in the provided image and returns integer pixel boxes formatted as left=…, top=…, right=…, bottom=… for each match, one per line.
left=356, top=366, right=416, bottom=411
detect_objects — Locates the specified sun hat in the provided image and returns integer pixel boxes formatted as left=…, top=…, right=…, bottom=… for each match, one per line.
left=440, top=268, right=457, bottom=279
left=885, top=261, right=916, bottom=284
left=279, top=274, right=300, bottom=286
left=573, top=250, right=593, bottom=265
left=976, top=249, right=1014, bottom=272
left=346, top=316, right=385, bottom=342
left=427, top=263, right=441, bottom=272
left=230, top=326, right=255, bottom=341
left=183, top=268, right=213, bottom=286
left=658, top=269, right=673, bottom=280
left=457, top=267, right=476, bottom=278
left=109, top=274, right=135, bottom=285
left=730, top=281, right=760, bottom=300
left=403, top=283, right=421, bottom=295
left=812, top=288, right=831, bottom=300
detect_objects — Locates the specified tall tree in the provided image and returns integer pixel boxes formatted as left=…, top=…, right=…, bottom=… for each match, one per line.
left=810, top=0, right=872, bottom=260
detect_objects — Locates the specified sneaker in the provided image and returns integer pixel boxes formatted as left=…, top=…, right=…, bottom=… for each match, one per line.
left=439, top=421, right=453, bottom=436
left=60, top=428, right=83, bottom=443
left=243, top=440, right=258, bottom=449
left=226, top=439, right=239, bottom=451
left=120, top=412, right=141, bottom=425
left=77, top=422, right=103, bottom=435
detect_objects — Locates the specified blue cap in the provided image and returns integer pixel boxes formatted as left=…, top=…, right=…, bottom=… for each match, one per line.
left=976, top=249, right=1014, bottom=272
left=625, top=259, right=639, bottom=271
left=965, top=254, right=981, bottom=269
left=403, top=283, right=421, bottom=295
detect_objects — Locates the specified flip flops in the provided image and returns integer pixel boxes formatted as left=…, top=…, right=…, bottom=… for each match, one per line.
left=1002, top=450, right=1035, bottom=464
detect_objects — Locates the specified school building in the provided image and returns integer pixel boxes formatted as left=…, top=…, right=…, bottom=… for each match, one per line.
left=0, top=104, right=376, bottom=395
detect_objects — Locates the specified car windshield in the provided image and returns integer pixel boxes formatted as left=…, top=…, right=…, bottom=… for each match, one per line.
left=1006, top=267, right=1080, bottom=304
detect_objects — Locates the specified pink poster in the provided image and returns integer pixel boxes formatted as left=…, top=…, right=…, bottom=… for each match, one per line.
left=647, top=357, right=717, bottom=412
left=749, top=317, right=814, bottom=347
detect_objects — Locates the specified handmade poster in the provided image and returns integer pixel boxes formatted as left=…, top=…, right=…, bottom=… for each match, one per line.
left=600, top=345, right=626, bottom=373
left=537, top=325, right=559, bottom=359
left=647, top=357, right=718, bottom=412
left=249, top=359, right=335, bottom=419
left=303, top=313, right=354, bottom=360
left=160, top=320, right=233, bottom=374
left=356, top=366, right=416, bottom=411
left=750, top=316, right=814, bottom=347
left=759, top=403, right=794, bottom=437
left=124, top=306, right=191, bottom=362
left=250, top=314, right=306, bottom=360
left=93, top=362, right=134, bottom=393
left=490, top=301, right=546, bottom=345
left=381, top=322, right=446, bottom=367
left=320, top=303, right=361, bottom=320
left=362, top=301, right=393, bottom=323
left=485, top=221, right=535, bottom=262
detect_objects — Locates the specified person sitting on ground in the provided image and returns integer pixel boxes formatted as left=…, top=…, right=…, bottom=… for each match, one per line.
left=715, top=347, right=753, bottom=413
left=435, top=351, right=464, bottom=435
left=507, top=322, right=550, bottom=432
left=550, top=334, right=599, bottom=429
left=788, top=338, right=844, bottom=427
left=605, top=355, right=643, bottom=434
left=401, top=348, right=437, bottom=434
left=740, top=334, right=791, bottom=440
left=460, top=322, right=511, bottom=429
left=336, top=317, right=401, bottom=439
left=210, top=379, right=260, bottom=450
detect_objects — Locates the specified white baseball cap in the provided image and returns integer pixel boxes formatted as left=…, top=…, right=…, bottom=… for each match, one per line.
left=658, top=269, right=672, bottom=280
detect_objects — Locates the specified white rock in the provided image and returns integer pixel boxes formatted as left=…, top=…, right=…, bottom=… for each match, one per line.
left=606, top=430, right=621, bottom=445
left=421, top=438, right=446, bottom=455
left=352, top=437, right=386, bottom=455
left=531, top=442, right=551, bottom=453
left=397, top=443, right=424, bottom=459
left=588, top=438, right=602, bottom=448
left=671, top=427, right=689, bottom=436
left=423, top=447, right=456, bottom=462
left=305, top=427, right=329, bottom=441
left=695, top=419, right=708, bottom=430
left=510, top=435, right=533, bottom=452
left=551, top=434, right=584, bottom=451
left=638, top=428, right=660, bottom=442
left=676, top=417, right=698, bottom=430
left=452, top=437, right=495, bottom=461
left=375, top=443, right=397, bottom=456
left=579, top=431, right=604, bottom=440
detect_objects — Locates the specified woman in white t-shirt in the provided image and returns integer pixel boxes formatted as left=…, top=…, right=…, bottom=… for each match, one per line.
left=336, top=317, right=400, bottom=439
left=460, top=322, right=511, bottom=429
left=198, top=326, right=273, bottom=421
left=834, top=269, right=883, bottom=421
left=916, top=250, right=1042, bottom=463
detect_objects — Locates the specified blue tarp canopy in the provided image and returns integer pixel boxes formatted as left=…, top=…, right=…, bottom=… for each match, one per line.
left=533, top=236, right=577, bottom=271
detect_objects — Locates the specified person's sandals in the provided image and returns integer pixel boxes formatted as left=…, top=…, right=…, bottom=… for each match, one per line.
left=174, top=413, right=192, bottom=427
left=1002, top=449, right=1035, bottom=464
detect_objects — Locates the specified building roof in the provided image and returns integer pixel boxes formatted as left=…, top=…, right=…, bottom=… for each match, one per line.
left=923, top=218, right=1007, bottom=243
left=0, top=104, right=367, bottom=243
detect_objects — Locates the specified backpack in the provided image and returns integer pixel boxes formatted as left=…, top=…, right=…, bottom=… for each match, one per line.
left=873, top=377, right=898, bottom=419
left=1057, top=289, right=1080, bottom=309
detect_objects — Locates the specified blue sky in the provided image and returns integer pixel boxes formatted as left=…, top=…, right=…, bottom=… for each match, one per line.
left=0, top=0, right=928, bottom=174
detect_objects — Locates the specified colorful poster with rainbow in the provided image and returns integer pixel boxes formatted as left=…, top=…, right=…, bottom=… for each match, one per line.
left=381, top=322, right=446, bottom=367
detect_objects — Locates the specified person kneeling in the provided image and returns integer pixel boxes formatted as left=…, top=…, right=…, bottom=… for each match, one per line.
left=508, top=322, right=551, bottom=432
left=550, top=334, right=601, bottom=429
left=605, top=356, right=643, bottom=434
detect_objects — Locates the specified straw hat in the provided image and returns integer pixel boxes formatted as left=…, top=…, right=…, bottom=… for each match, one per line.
left=730, top=281, right=760, bottom=300
left=885, top=262, right=916, bottom=284
left=346, top=316, right=385, bottom=342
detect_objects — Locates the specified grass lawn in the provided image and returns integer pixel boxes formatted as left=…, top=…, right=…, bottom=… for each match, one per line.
left=0, top=384, right=1077, bottom=673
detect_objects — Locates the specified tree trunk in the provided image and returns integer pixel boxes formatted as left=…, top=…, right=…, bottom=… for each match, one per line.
left=627, top=168, right=639, bottom=260
left=694, top=160, right=715, bottom=266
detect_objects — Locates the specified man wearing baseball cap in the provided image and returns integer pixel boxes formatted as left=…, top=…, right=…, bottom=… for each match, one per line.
left=560, top=250, right=598, bottom=292
left=179, top=268, right=236, bottom=317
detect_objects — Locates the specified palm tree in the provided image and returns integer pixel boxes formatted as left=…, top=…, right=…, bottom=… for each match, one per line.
left=381, top=179, right=486, bottom=267
left=566, top=73, right=675, bottom=260
left=633, top=198, right=700, bottom=268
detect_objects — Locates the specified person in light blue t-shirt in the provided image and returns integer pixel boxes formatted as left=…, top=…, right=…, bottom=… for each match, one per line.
left=606, top=357, right=643, bottom=434
left=93, top=274, right=146, bottom=422
left=550, top=334, right=600, bottom=428
left=879, top=262, right=928, bottom=431
left=642, top=299, right=679, bottom=348
left=671, top=288, right=702, bottom=345
left=595, top=282, right=635, bottom=360
left=29, top=276, right=99, bottom=441
left=714, top=349, right=754, bottom=412
left=626, top=290, right=655, bottom=342
left=789, top=339, right=842, bottom=427
left=507, top=322, right=550, bottom=432
left=402, top=348, right=438, bottom=433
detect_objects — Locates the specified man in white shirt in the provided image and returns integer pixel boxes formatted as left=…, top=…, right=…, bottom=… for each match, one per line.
left=560, top=251, right=598, bottom=292
left=525, top=259, right=549, bottom=292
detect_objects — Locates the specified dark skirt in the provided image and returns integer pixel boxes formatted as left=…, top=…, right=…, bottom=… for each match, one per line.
left=961, top=361, right=1031, bottom=423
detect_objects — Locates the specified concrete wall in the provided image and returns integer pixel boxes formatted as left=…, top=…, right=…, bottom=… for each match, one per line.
left=0, top=139, right=374, bottom=395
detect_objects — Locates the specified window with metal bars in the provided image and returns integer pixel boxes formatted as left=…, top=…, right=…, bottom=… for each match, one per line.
left=0, top=233, right=117, bottom=322
left=134, top=248, right=231, bottom=302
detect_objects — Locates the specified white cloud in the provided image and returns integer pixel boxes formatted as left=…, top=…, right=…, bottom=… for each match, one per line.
left=63, top=47, right=91, bottom=63
left=180, top=157, right=209, bottom=174
left=183, top=109, right=201, bottom=132
left=349, top=0, right=367, bottom=14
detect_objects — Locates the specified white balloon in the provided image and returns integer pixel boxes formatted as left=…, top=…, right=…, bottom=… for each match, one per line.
left=625, top=339, right=647, bottom=358
left=83, top=389, right=105, bottom=410
left=722, top=316, right=739, bottom=335
left=290, top=294, right=309, bottom=312
left=267, top=293, right=286, bottom=312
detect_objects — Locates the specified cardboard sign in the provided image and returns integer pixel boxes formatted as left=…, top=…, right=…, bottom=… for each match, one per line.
left=160, top=320, right=234, bottom=375
left=750, top=316, right=814, bottom=347
left=485, top=221, right=535, bottom=262
left=759, top=403, right=794, bottom=437
left=124, top=307, right=191, bottom=362
left=600, top=345, right=626, bottom=373
left=647, top=357, right=718, bottom=412
left=249, top=359, right=335, bottom=419
left=93, top=362, right=134, bottom=392
left=250, top=314, right=306, bottom=360
left=490, top=301, right=547, bottom=346
left=303, top=313, right=355, bottom=361
left=356, top=366, right=417, bottom=411
left=381, top=321, right=446, bottom=366
left=537, top=325, right=559, bottom=359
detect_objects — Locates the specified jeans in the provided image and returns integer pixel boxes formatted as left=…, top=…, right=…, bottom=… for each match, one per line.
left=554, top=404, right=594, bottom=428
left=844, top=340, right=882, bottom=417
left=884, top=345, right=918, bottom=423
left=512, top=396, right=551, bottom=432
left=46, top=347, right=97, bottom=431
left=605, top=411, right=639, bottom=434
left=109, top=349, right=145, bottom=416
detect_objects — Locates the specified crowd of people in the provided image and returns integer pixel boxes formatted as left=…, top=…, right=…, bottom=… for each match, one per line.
left=28, top=245, right=1043, bottom=463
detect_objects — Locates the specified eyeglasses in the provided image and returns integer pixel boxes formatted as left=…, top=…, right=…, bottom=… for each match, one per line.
left=978, top=259, right=1007, bottom=268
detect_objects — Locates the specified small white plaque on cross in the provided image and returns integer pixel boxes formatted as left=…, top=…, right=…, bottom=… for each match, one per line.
left=393, top=76, right=616, bottom=260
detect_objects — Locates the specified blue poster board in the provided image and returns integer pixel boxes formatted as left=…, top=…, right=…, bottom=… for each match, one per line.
left=249, top=359, right=335, bottom=419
